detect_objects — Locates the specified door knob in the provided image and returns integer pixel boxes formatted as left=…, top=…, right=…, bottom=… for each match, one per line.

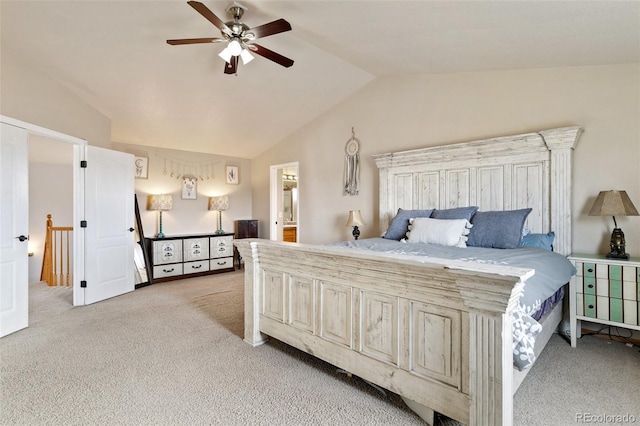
left=15, top=235, right=28, bottom=242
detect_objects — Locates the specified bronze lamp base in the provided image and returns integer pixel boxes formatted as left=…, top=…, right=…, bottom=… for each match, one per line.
left=606, top=227, right=629, bottom=260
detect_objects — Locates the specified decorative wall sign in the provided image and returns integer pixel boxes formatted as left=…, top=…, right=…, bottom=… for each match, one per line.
left=181, top=176, right=197, bottom=199
left=135, top=156, right=148, bottom=179
left=344, top=127, right=360, bottom=195
left=226, top=166, right=239, bottom=185
left=155, top=152, right=219, bottom=181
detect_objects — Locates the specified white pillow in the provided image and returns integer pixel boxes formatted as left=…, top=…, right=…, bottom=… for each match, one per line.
left=406, top=218, right=472, bottom=247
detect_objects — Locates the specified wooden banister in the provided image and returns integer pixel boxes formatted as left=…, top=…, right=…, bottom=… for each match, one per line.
left=40, top=214, right=73, bottom=286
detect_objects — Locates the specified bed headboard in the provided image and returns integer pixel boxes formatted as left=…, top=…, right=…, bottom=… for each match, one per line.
left=372, top=126, right=582, bottom=256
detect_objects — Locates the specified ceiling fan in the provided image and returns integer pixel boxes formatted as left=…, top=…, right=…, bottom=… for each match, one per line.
left=167, top=1, right=294, bottom=75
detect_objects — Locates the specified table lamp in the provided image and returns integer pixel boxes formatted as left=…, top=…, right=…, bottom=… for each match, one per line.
left=147, top=194, right=173, bottom=238
left=209, top=196, right=229, bottom=235
left=346, top=210, right=366, bottom=240
left=588, top=190, right=639, bottom=259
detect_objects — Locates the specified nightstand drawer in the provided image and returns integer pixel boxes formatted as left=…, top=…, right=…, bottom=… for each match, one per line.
left=583, top=294, right=596, bottom=318
left=582, top=263, right=596, bottom=278
left=609, top=280, right=623, bottom=299
left=210, top=257, right=233, bottom=271
left=610, top=298, right=623, bottom=323
left=583, top=277, right=596, bottom=295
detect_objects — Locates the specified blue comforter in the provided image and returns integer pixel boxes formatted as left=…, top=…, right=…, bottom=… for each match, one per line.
left=329, top=238, right=576, bottom=370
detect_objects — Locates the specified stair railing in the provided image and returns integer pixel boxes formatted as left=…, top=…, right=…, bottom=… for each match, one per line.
left=40, top=214, right=73, bottom=286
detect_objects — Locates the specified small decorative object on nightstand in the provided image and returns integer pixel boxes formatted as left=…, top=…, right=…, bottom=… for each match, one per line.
left=589, top=190, right=639, bottom=260
left=568, top=254, right=640, bottom=347
left=147, top=194, right=173, bottom=238
left=346, top=210, right=366, bottom=240
left=209, top=196, right=229, bottom=235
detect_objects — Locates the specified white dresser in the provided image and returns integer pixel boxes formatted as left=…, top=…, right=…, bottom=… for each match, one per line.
left=146, top=233, right=234, bottom=282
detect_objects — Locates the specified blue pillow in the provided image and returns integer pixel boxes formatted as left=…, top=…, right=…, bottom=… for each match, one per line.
left=430, top=206, right=479, bottom=221
left=520, top=231, right=555, bottom=251
left=383, top=208, right=434, bottom=240
left=467, top=208, right=532, bottom=249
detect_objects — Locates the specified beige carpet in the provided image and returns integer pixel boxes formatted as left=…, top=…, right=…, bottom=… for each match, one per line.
left=1, top=272, right=639, bottom=426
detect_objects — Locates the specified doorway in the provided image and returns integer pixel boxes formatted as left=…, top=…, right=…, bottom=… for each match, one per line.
left=28, top=134, right=73, bottom=292
left=270, top=162, right=299, bottom=242
left=1, top=115, right=135, bottom=312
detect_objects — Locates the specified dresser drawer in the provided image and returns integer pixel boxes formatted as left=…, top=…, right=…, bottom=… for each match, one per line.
left=183, top=237, right=210, bottom=262
left=183, top=260, right=210, bottom=275
left=210, top=257, right=233, bottom=271
left=153, top=263, right=183, bottom=278
left=153, top=240, right=183, bottom=265
left=211, top=236, right=234, bottom=258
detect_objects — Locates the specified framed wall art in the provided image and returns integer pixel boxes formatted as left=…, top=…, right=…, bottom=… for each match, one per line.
left=135, top=156, right=148, bottom=179
left=226, top=165, right=239, bottom=185
left=181, top=176, right=197, bottom=199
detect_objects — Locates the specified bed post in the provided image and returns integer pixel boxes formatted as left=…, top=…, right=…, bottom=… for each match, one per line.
left=538, top=126, right=582, bottom=256
left=456, top=275, right=525, bottom=426
left=235, top=240, right=268, bottom=347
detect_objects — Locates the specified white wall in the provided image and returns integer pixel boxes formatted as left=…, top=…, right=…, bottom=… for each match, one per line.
left=0, top=47, right=111, bottom=148
left=112, top=142, right=254, bottom=239
left=252, top=64, right=640, bottom=257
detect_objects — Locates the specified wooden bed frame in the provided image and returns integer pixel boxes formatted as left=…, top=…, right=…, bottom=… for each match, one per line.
left=235, top=126, right=582, bottom=425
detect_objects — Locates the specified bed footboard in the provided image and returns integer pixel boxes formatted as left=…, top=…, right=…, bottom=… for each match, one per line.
left=236, top=239, right=534, bottom=426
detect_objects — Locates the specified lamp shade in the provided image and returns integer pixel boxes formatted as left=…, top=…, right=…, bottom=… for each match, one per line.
left=588, top=190, right=639, bottom=217
left=209, top=196, right=229, bottom=212
left=346, top=210, right=366, bottom=227
left=218, top=47, right=232, bottom=63
left=147, top=194, right=173, bottom=211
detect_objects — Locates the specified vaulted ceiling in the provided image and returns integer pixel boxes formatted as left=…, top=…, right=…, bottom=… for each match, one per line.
left=2, top=1, right=638, bottom=158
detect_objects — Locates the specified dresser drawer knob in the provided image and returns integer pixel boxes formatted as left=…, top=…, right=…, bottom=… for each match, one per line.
left=587, top=268, right=594, bottom=273
left=587, top=284, right=594, bottom=289
left=163, top=268, right=175, bottom=273
left=192, top=264, right=202, bottom=269
left=588, top=304, right=594, bottom=309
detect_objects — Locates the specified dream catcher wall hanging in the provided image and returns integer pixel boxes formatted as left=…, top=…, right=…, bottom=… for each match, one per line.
left=343, top=127, right=360, bottom=196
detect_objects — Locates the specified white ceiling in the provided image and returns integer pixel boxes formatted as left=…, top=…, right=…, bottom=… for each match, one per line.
left=2, top=1, right=639, bottom=159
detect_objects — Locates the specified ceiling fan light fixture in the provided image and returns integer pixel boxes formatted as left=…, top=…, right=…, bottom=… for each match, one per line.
left=218, top=47, right=233, bottom=63
left=168, top=2, right=294, bottom=75
left=240, top=48, right=254, bottom=65
left=228, top=39, right=242, bottom=56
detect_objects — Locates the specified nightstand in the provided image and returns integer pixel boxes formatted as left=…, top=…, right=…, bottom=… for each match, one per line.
left=568, top=254, right=640, bottom=347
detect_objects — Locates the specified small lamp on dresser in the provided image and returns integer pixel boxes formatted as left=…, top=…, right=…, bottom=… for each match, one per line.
left=588, top=190, right=639, bottom=259
left=147, top=194, right=173, bottom=238
left=346, top=210, right=366, bottom=240
left=209, top=196, right=229, bottom=235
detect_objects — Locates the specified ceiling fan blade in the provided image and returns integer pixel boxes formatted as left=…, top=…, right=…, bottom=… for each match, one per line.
left=248, top=43, right=294, bottom=68
left=188, top=1, right=231, bottom=36
left=167, top=37, right=224, bottom=45
left=224, top=56, right=239, bottom=75
left=246, top=19, right=292, bottom=39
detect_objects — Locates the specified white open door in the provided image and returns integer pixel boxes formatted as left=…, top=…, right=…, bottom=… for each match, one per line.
left=0, top=122, right=29, bottom=337
left=82, top=145, right=135, bottom=305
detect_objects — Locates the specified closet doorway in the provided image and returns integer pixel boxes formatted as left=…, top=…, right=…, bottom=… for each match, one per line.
left=270, top=162, right=299, bottom=242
